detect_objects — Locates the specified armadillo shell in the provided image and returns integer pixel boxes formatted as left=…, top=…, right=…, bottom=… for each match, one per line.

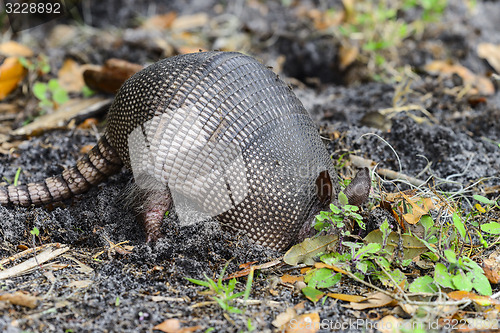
left=106, top=51, right=338, bottom=250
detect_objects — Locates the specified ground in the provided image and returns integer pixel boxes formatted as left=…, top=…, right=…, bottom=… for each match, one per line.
left=0, top=1, right=499, bottom=332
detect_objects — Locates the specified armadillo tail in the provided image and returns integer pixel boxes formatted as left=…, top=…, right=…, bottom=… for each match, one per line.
left=0, top=136, right=123, bottom=207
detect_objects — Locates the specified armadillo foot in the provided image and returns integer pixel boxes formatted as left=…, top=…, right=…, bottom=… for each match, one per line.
left=140, top=194, right=172, bottom=243
left=344, top=167, right=371, bottom=206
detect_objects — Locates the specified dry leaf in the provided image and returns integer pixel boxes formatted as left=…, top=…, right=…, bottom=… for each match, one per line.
left=327, top=293, right=366, bottom=302
left=281, top=274, right=304, bottom=284
left=67, top=279, right=93, bottom=288
left=424, top=60, right=495, bottom=95
left=153, top=318, right=202, bottom=333
left=377, top=315, right=404, bottom=333
left=349, top=292, right=396, bottom=310
left=154, top=319, right=180, bottom=332
left=483, top=256, right=500, bottom=284
left=171, top=13, right=209, bottom=30
left=448, top=290, right=500, bottom=306
left=0, top=57, right=27, bottom=100
left=0, top=291, right=39, bottom=309
left=0, top=41, right=34, bottom=57
left=58, top=59, right=85, bottom=93
left=142, top=12, right=177, bottom=30
left=339, top=44, right=359, bottom=70
left=83, top=59, right=143, bottom=94
left=272, top=307, right=297, bottom=328
left=400, top=193, right=428, bottom=225
left=284, top=312, right=320, bottom=333
left=284, top=235, right=338, bottom=265
left=477, top=43, right=500, bottom=73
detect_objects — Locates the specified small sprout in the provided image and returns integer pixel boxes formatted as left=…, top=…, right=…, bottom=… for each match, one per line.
left=13, top=167, right=22, bottom=187
left=30, top=227, right=40, bottom=237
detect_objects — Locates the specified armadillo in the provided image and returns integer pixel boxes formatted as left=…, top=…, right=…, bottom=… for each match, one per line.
left=0, top=51, right=369, bottom=250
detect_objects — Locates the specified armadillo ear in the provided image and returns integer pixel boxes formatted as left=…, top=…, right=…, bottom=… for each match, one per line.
left=315, top=170, right=333, bottom=205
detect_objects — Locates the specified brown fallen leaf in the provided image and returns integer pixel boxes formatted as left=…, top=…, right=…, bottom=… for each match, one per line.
left=272, top=307, right=297, bottom=328
left=58, top=59, right=85, bottom=93
left=142, top=11, right=177, bottom=30
left=0, top=57, right=27, bottom=100
left=348, top=292, right=396, bottom=310
left=378, top=315, right=404, bottom=333
left=273, top=309, right=320, bottom=333
left=0, top=291, right=39, bottom=309
left=400, top=193, right=429, bottom=225
left=281, top=274, right=304, bottom=284
left=0, top=41, right=34, bottom=57
left=327, top=293, right=366, bottom=302
left=339, top=44, right=359, bottom=70
left=171, top=13, right=209, bottom=31
left=153, top=318, right=202, bottom=333
left=483, top=252, right=500, bottom=284
left=448, top=290, right=500, bottom=307
left=83, top=59, right=143, bottom=94
left=286, top=312, right=320, bottom=333
left=477, top=43, right=500, bottom=74
left=424, top=60, right=495, bottom=95
left=66, top=279, right=93, bottom=289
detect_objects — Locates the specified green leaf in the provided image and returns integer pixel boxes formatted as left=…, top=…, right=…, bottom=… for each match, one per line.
left=13, top=167, right=21, bottom=186
left=355, top=260, right=369, bottom=273
left=409, top=276, right=437, bottom=293
left=420, top=215, right=434, bottom=232
left=30, top=227, right=40, bottom=236
left=452, top=212, right=466, bottom=240
left=353, top=243, right=381, bottom=261
left=33, top=82, right=48, bottom=101
left=301, top=286, right=325, bottom=303
left=305, top=268, right=341, bottom=289
left=47, top=78, right=60, bottom=90
left=82, top=85, right=95, bottom=97
left=473, top=194, right=495, bottom=205
left=329, top=203, right=341, bottom=214
left=470, top=271, right=492, bottom=296
left=480, top=222, right=500, bottom=235
left=283, top=235, right=338, bottom=265
left=452, top=271, right=472, bottom=291
left=185, top=277, right=212, bottom=288
left=364, top=230, right=427, bottom=261
left=434, top=263, right=454, bottom=289
left=443, top=249, right=457, bottom=264
left=338, top=192, right=348, bottom=206
left=52, top=88, right=69, bottom=104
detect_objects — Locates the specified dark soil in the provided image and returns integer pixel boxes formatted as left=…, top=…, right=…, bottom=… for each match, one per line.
left=0, top=1, right=499, bottom=332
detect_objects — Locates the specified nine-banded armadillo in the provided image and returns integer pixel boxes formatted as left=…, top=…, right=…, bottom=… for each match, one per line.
left=0, top=51, right=370, bottom=250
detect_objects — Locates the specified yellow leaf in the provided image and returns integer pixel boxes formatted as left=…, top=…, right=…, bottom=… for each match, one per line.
left=0, top=41, right=33, bottom=57
left=0, top=57, right=27, bottom=100
left=475, top=203, right=486, bottom=213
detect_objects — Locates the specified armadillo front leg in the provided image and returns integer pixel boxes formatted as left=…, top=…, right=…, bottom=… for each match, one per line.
left=140, top=193, right=172, bottom=242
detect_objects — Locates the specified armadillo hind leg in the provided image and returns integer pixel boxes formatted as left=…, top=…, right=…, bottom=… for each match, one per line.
left=0, top=136, right=123, bottom=206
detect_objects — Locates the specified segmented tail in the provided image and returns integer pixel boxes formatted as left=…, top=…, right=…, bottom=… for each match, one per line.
left=0, top=136, right=123, bottom=206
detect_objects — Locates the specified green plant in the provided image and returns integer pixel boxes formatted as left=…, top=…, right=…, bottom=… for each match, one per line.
left=2, top=167, right=22, bottom=186
left=410, top=249, right=492, bottom=295
left=186, top=262, right=254, bottom=315
left=33, top=78, right=69, bottom=111
left=19, top=55, right=51, bottom=74
left=314, top=191, right=365, bottom=236
left=332, top=0, right=449, bottom=81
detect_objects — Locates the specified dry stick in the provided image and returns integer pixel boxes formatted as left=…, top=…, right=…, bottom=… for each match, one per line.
left=350, top=155, right=427, bottom=187
left=0, top=245, right=70, bottom=280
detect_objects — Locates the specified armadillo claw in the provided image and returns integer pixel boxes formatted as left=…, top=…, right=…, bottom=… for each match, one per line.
left=344, top=167, right=371, bottom=207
